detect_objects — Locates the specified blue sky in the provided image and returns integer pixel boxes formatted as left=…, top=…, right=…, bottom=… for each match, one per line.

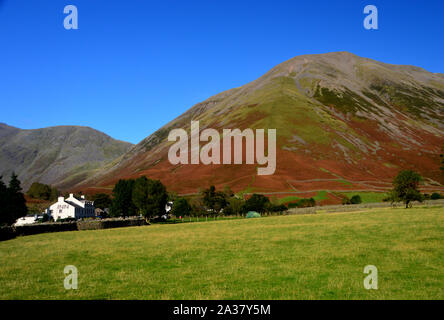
left=0, top=0, right=443, bottom=144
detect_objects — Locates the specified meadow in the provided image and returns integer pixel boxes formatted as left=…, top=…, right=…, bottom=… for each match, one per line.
left=338, top=191, right=388, bottom=203
left=0, top=206, right=443, bottom=299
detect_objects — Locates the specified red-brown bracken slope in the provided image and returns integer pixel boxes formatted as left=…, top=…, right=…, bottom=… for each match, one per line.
left=75, top=52, right=444, bottom=196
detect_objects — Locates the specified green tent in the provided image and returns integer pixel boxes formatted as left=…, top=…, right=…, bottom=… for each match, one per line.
left=246, top=211, right=261, bottom=218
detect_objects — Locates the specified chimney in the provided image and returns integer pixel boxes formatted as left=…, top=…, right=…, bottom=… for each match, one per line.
left=69, top=193, right=74, bottom=198
left=58, top=196, right=64, bottom=202
left=81, top=195, right=85, bottom=199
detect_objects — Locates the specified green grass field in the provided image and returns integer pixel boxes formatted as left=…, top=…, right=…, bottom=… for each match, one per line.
left=0, top=206, right=443, bottom=299
left=279, top=191, right=329, bottom=204
left=339, top=192, right=388, bottom=203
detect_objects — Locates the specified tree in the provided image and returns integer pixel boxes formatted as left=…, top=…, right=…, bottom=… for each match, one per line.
left=265, top=202, right=287, bottom=213
left=27, top=182, right=51, bottom=200
left=440, top=151, right=444, bottom=175
left=226, top=197, right=244, bottom=216
left=168, top=191, right=178, bottom=202
left=28, top=202, right=49, bottom=215
left=342, top=195, right=362, bottom=205
left=8, top=172, right=22, bottom=194
left=110, top=179, right=136, bottom=217
left=91, top=193, right=112, bottom=210
left=389, top=170, right=424, bottom=208
left=350, top=195, right=362, bottom=204
left=202, top=186, right=228, bottom=215
left=342, top=196, right=351, bottom=205
left=0, top=176, right=7, bottom=226
left=294, top=197, right=316, bottom=208
left=132, top=176, right=168, bottom=221
left=243, top=194, right=270, bottom=213
left=202, top=185, right=217, bottom=210
left=27, top=182, right=59, bottom=201
left=0, top=173, right=28, bottom=225
left=49, top=187, right=59, bottom=201
left=190, top=196, right=206, bottom=217
left=171, top=197, right=191, bottom=217
left=431, top=192, right=442, bottom=200
left=223, top=185, right=234, bottom=198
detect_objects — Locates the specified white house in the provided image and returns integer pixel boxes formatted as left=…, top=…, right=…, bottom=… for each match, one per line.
left=165, top=201, right=173, bottom=213
left=49, top=193, right=95, bottom=221
left=14, top=214, right=38, bottom=226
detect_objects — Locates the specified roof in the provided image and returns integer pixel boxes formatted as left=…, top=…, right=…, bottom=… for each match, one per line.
left=64, top=200, right=83, bottom=209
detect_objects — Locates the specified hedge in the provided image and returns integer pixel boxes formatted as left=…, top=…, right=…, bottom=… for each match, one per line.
left=0, top=226, right=16, bottom=241
left=77, top=217, right=147, bottom=230
left=15, top=221, right=78, bottom=236
left=0, top=217, right=147, bottom=241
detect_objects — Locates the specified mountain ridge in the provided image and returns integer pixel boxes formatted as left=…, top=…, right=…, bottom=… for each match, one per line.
left=0, top=124, right=133, bottom=191
left=64, top=52, right=444, bottom=195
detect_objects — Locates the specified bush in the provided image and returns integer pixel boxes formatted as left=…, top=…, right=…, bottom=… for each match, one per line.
left=171, top=197, right=192, bottom=217
left=190, top=197, right=206, bottom=217
left=431, top=192, right=442, bottom=200
left=202, top=186, right=228, bottom=213
left=342, top=195, right=362, bottom=205
left=243, top=194, right=270, bottom=213
left=289, top=198, right=315, bottom=208
left=0, top=226, right=16, bottom=241
left=27, top=182, right=58, bottom=201
left=350, top=195, right=362, bottom=204
left=77, top=217, right=146, bottom=230
left=265, top=203, right=287, bottom=213
left=15, top=221, right=78, bottom=236
left=271, top=204, right=288, bottom=212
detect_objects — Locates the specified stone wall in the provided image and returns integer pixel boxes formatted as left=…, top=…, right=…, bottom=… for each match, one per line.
left=0, top=217, right=147, bottom=241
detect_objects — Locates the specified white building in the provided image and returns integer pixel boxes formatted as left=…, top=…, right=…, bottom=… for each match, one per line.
left=49, top=193, right=95, bottom=221
left=14, top=214, right=38, bottom=226
left=165, top=201, right=173, bottom=213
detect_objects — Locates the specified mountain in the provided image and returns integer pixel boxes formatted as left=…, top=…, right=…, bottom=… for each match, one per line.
left=0, top=124, right=133, bottom=191
left=75, top=52, right=444, bottom=198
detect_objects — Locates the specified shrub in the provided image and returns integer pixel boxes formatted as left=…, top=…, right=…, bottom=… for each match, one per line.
left=265, top=203, right=288, bottom=213
left=431, top=192, right=442, bottom=200
left=171, top=197, right=192, bottom=217
left=0, top=226, right=16, bottom=241
left=27, top=182, right=58, bottom=201
left=243, top=194, right=270, bottom=213
left=289, top=198, right=316, bottom=208
left=190, top=197, right=206, bottom=217
left=350, top=195, right=362, bottom=204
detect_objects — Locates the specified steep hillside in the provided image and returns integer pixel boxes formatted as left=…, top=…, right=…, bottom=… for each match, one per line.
left=0, top=124, right=133, bottom=190
left=76, top=52, right=444, bottom=195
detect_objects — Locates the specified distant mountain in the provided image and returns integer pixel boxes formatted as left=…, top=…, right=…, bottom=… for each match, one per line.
left=0, top=124, right=133, bottom=191
left=74, top=52, right=444, bottom=195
